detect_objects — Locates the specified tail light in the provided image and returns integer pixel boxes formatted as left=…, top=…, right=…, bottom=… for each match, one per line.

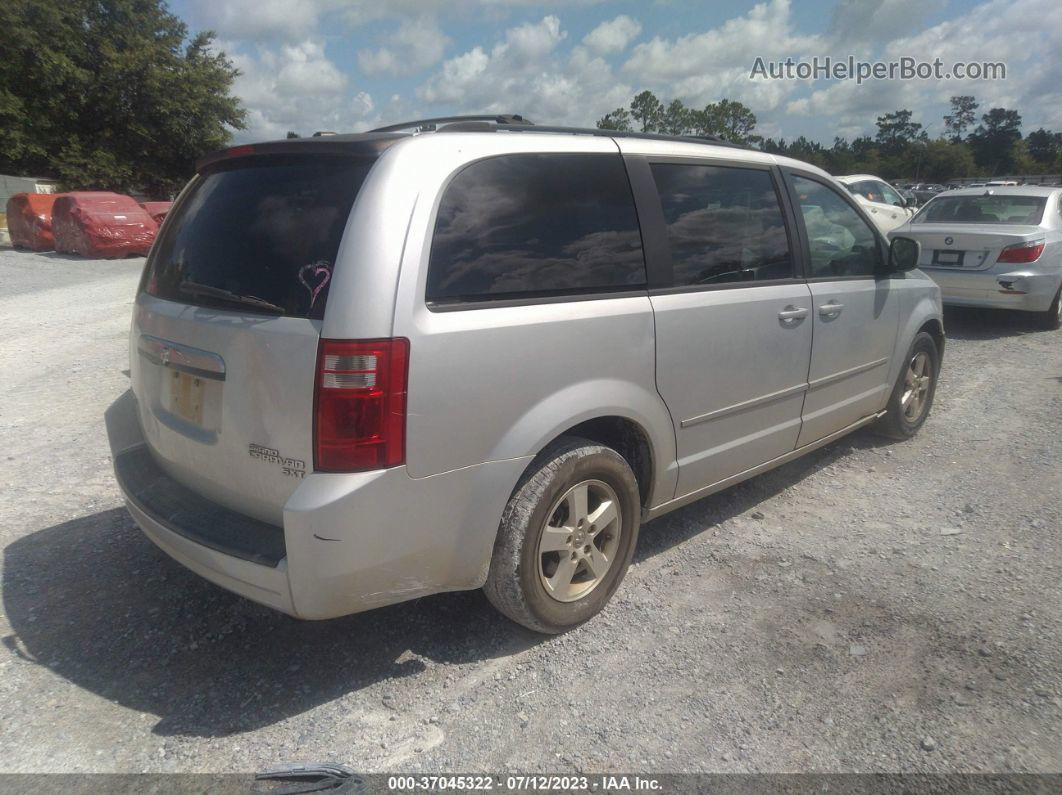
left=314, top=338, right=409, bottom=472
left=996, top=240, right=1045, bottom=264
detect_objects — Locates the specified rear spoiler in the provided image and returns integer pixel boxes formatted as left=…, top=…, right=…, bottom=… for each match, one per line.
left=196, top=133, right=405, bottom=172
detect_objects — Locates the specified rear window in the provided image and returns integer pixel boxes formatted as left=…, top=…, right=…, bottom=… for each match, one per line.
left=427, top=153, right=646, bottom=303
left=144, top=156, right=374, bottom=318
left=914, top=195, right=1047, bottom=226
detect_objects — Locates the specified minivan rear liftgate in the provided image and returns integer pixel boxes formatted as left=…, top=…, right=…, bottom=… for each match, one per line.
left=127, top=152, right=378, bottom=528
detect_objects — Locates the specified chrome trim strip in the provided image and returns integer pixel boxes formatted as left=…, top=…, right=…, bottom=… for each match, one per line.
left=680, top=382, right=809, bottom=428
left=807, top=357, right=888, bottom=390
left=647, top=410, right=886, bottom=521
left=137, top=335, right=226, bottom=381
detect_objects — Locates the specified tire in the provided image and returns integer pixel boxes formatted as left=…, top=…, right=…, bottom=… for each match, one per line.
left=872, top=331, right=939, bottom=440
left=1036, top=288, right=1062, bottom=331
left=483, top=436, right=641, bottom=634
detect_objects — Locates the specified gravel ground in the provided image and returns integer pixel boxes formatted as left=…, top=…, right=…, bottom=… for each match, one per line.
left=0, top=247, right=1060, bottom=775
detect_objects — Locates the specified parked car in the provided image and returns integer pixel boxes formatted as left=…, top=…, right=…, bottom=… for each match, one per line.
left=897, top=187, right=920, bottom=207
left=53, top=192, right=158, bottom=257
left=139, top=201, right=174, bottom=225
left=890, top=186, right=1062, bottom=329
left=5, top=192, right=58, bottom=251
left=836, top=174, right=916, bottom=233
left=105, top=118, right=944, bottom=633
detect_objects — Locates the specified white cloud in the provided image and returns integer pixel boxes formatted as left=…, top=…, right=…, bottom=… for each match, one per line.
left=828, top=0, right=947, bottom=45
left=358, top=17, right=451, bottom=77
left=786, top=0, right=1062, bottom=136
left=581, top=15, right=642, bottom=55
left=414, top=16, right=636, bottom=126
left=418, top=16, right=569, bottom=106
left=188, top=0, right=324, bottom=41
left=206, top=0, right=1062, bottom=148
left=225, top=40, right=377, bottom=140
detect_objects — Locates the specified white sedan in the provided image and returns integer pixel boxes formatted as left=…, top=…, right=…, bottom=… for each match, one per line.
left=836, top=174, right=915, bottom=234
left=889, top=186, right=1062, bottom=329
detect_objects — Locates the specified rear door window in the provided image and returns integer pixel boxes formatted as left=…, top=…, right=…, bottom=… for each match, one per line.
left=145, top=155, right=374, bottom=318
left=427, top=153, right=646, bottom=303
left=650, top=163, right=794, bottom=286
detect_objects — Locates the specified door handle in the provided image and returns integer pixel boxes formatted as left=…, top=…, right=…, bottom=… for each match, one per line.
left=819, top=301, right=844, bottom=318
left=778, top=306, right=809, bottom=323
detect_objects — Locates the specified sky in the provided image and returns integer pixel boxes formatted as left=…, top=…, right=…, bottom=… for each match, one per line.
left=167, top=0, right=1062, bottom=144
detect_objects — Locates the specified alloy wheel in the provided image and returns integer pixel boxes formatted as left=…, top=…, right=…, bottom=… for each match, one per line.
left=901, top=351, right=932, bottom=421
left=537, top=479, right=623, bottom=603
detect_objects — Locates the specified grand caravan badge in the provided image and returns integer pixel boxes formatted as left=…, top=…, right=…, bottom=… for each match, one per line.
left=248, top=443, right=306, bottom=478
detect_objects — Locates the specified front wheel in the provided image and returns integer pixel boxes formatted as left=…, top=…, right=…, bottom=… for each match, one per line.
left=483, top=437, right=641, bottom=634
left=872, top=331, right=939, bottom=440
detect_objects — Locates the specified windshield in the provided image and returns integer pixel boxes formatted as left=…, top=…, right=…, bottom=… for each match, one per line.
left=143, top=155, right=374, bottom=318
left=914, top=194, right=1046, bottom=226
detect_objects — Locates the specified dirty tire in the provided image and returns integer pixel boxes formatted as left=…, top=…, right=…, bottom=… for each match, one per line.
left=1036, top=287, right=1062, bottom=331
left=483, top=436, right=641, bottom=634
left=872, top=331, right=939, bottom=440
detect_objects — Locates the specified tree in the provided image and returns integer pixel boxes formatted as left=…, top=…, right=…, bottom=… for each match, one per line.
left=659, top=99, right=692, bottom=136
left=629, top=90, right=664, bottom=133
left=943, top=95, right=978, bottom=143
left=1025, top=128, right=1061, bottom=165
left=920, top=140, right=975, bottom=183
left=596, top=108, right=633, bottom=131
left=0, top=0, right=245, bottom=196
left=875, top=109, right=923, bottom=153
left=968, top=108, right=1023, bottom=174
left=826, top=137, right=856, bottom=174
left=691, top=99, right=758, bottom=144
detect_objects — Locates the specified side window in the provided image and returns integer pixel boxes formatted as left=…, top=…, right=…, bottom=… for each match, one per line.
left=426, top=154, right=645, bottom=302
left=650, top=163, right=793, bottom=286
left=791, top=175, right=882, bottom=278
left=848, top=180, right=881, bottom=202
left=876, top=181, right=904, bottom=207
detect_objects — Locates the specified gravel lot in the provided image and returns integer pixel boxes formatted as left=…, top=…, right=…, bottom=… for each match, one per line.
left=1, top=247, right=1060, bottom=775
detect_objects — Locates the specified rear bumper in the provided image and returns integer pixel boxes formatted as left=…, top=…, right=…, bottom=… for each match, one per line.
left=106, top=389, right=529, bottom=619
left=925, top=267, right=1061, bottom=312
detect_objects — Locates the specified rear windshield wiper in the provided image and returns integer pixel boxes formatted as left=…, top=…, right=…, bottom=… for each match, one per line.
left=178, top=280, right=285, bottom=314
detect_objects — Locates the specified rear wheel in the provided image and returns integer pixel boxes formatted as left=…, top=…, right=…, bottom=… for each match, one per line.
left=483, top=437, right=640, bottom=634
left=1036, top=287, right=1062, bottom=331
left=872, top=332, right=939, bottom=440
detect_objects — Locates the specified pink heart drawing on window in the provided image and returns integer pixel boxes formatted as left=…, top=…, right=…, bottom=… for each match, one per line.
left=299, top=261, right=332, bottom=307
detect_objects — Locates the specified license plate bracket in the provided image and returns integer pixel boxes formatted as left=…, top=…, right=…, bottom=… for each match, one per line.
left=933, top=249, right=964, bottom=266
left=169, top=370, right=205, bottom=425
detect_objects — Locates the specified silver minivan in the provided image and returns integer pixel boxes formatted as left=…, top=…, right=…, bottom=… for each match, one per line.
left=106, top=117, right=944, bottom=633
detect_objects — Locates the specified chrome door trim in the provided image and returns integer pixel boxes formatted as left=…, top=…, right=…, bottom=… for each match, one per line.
left=680, top=381, right=810, bottom=428
left=807, top=357, right=888, bottom=390
left=647, top=410, right=885, bottom=519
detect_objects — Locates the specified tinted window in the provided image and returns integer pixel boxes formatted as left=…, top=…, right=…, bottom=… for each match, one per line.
left=791, top=175, right=881, bottom=278
left=146, top=156, right=373, bottom=318
left=427, top=154, right=645, bottom=302
left=651, top=164, right=793, bottom=286
left=914, top=194, right=1047, bottom=226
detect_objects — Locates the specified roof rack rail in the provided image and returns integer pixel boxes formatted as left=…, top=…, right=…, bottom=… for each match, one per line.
left=479, top=124, right=750, bottom=150
left=370, top=114, right=534, bottom=133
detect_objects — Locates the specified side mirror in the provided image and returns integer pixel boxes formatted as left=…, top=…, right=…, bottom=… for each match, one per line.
left=889, top=236, right=920, bottom=272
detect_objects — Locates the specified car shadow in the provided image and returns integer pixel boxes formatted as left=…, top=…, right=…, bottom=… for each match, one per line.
left=943, top=305, right=1052, bottom=340
left=2, top=429, right=890, bottom=739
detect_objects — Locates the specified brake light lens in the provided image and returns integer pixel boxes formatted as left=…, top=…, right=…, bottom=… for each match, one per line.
left=314, top=338, right=409, bottom=472
left=996, top=240, right=1045, bottom=264
left=223, top=144, right=255, bottom=159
